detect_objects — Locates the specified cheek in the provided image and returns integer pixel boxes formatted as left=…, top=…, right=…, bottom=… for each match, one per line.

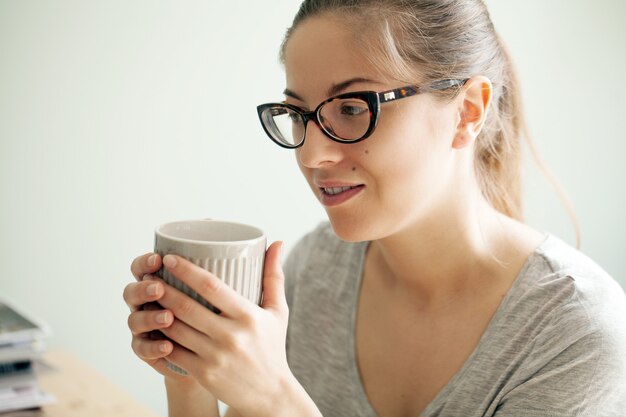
left=365, top=118, right=437, bottom=178
left=365, top=108, right=453, bottom=205
left=294, top=151, right=322, bottom=198
left=376, top=149, right=432, bottom=200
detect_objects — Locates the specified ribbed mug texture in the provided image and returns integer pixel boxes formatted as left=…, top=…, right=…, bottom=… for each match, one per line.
left=153, top=220, right=266, bottom=375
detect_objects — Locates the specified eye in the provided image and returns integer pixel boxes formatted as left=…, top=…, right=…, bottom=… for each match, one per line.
left=288, top=112, right=301, bottom=122
left=340, top=103, right=368, bottom=116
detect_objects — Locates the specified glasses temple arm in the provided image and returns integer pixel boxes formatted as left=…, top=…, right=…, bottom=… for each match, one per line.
left=378, top=79, right=468, bottom=104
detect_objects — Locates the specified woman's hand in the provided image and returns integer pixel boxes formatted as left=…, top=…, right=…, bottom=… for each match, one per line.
left=146, top=241, right=304, bottom=416
left=124, top=252, right=220, bottom=417
left=124, top=252, right=194, bottom=383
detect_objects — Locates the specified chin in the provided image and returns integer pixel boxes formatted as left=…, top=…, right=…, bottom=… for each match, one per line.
left=326, top=214, right=379, bottom=243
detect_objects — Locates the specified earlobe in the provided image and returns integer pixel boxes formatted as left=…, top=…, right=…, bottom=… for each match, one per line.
left=452, top=76, right=492, bottom=149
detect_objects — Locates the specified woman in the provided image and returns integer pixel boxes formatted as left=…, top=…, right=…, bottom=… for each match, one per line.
left=124, top=1, right=626, bottom=416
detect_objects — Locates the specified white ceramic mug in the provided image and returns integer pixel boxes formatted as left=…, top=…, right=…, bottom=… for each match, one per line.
left=153, top=219, right=266, bottom=374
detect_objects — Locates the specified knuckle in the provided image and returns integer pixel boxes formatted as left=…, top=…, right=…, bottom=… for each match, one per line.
left=122, top=283, right=136, bottom=304
left=127, top=312, right=144, bottom=335
left=211, top=351, right=228, bottom=371
left=122, top=285, right=131, bottom=303
left=131, top=253, right=154, bottom=279
left=203, top=370, right=220, bottom=388
left=131, top=336, right=142, bottom=357
left=239, top=309, right=259, bottom=329
left=201, top=275, right=222, bottom=295
left=132, top=336, right=163, bottom=360
left=176, top=298, right=194, bottom=316
left=223, top=330, right=246, bottom=352
left=130, top=257, right=143, bottom=279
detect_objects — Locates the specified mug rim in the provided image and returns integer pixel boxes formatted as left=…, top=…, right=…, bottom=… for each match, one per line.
left=155, top=219, right=265, bottom=245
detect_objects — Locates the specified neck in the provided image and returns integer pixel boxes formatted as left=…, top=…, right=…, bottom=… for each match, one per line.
left=367, top=196, right=529, bottom=312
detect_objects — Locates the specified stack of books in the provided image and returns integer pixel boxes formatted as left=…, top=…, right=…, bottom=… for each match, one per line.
left=0, top=299, right=55, bottom=413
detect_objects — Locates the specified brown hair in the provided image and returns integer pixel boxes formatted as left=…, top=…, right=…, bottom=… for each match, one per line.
left=280, top=0, right=580, bottom=244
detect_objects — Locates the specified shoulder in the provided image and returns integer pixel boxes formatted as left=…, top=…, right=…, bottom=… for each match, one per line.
left=479, top=235, right=626, bottom=414
left=509, top=233, right=626, bottom=372
left=525, top=235, right=626, bottom=330
left=493, top=236, right=626, bottom=414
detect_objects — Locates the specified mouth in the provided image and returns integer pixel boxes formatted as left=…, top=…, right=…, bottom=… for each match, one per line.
left=317, top=184, right=365, bottom=206
left=321, top=185, right=362, bottom=195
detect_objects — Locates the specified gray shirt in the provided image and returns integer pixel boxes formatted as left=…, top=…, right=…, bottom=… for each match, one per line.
left=284, top=222, right=626, bottom=417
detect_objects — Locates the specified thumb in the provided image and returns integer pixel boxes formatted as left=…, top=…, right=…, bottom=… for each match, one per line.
left=261, top=241, right=287, bottom=313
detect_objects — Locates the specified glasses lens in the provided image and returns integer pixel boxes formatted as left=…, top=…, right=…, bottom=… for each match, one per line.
left=319, top=98, right=371, bottom=141
left=261, top=106, right=304, bottom=147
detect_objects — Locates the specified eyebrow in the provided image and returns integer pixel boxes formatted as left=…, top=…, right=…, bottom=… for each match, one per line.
left=283, top=77, right=381, bottom=102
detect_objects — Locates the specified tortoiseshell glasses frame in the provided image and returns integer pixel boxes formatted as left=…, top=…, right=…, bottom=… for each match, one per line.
left=256, top=78, right=468, bottom=149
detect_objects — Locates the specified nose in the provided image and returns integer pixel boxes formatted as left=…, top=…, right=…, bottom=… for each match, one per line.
left=297, top=121, right=344, bottom=169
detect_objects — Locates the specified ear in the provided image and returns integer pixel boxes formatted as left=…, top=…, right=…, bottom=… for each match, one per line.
left=452, top=76, right=492, bottom=149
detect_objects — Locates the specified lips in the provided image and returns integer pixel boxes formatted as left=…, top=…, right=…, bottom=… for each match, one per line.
left=316, top=182, right=365, bottom=207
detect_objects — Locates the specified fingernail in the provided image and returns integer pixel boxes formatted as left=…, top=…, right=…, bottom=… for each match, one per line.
left=147, top=283, right=159, bottom=296
left=159, top=342, right=169, bottom=353
left=156, top=312, right=171, bottom=324
left=147, top=254, right=157, bottom=267
left=163, top=255, right=177, bottom=268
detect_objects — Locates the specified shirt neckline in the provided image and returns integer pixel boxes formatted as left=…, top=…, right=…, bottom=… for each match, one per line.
left=347, top=234, right=552, bottom=417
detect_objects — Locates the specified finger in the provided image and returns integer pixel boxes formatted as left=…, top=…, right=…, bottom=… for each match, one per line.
left=160, top=318, right=214, bottom=355
left=260, top=241, right=287, bottom=313
left=130, top=252, right=162, bottom=281
left=162, top=254, right=251, bottom=318
left=123, top=280, right=165, bottom=311
left=127, top=309, right=173, bottom=335
left=131, top=335, right=173, bottom=360
left=152, top=276, right=226, bottom=339
left=165, top=343, right=203, bottom=379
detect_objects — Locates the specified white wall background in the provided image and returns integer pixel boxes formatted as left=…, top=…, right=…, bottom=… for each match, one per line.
left=1, top=1, right=624, bottom=416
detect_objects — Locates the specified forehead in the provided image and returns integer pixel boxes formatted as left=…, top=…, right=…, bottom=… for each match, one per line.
left=283, top=16, right=379, bottom=102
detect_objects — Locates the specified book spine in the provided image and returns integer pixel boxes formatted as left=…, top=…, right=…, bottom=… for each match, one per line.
left=0, top=360, right=32, bottom=375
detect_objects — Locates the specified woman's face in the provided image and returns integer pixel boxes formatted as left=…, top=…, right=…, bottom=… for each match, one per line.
left=283, top=16, right=464, bottom=242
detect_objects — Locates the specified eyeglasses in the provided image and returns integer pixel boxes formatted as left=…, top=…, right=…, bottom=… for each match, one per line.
left=256, top=79, right=467, bottom=149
